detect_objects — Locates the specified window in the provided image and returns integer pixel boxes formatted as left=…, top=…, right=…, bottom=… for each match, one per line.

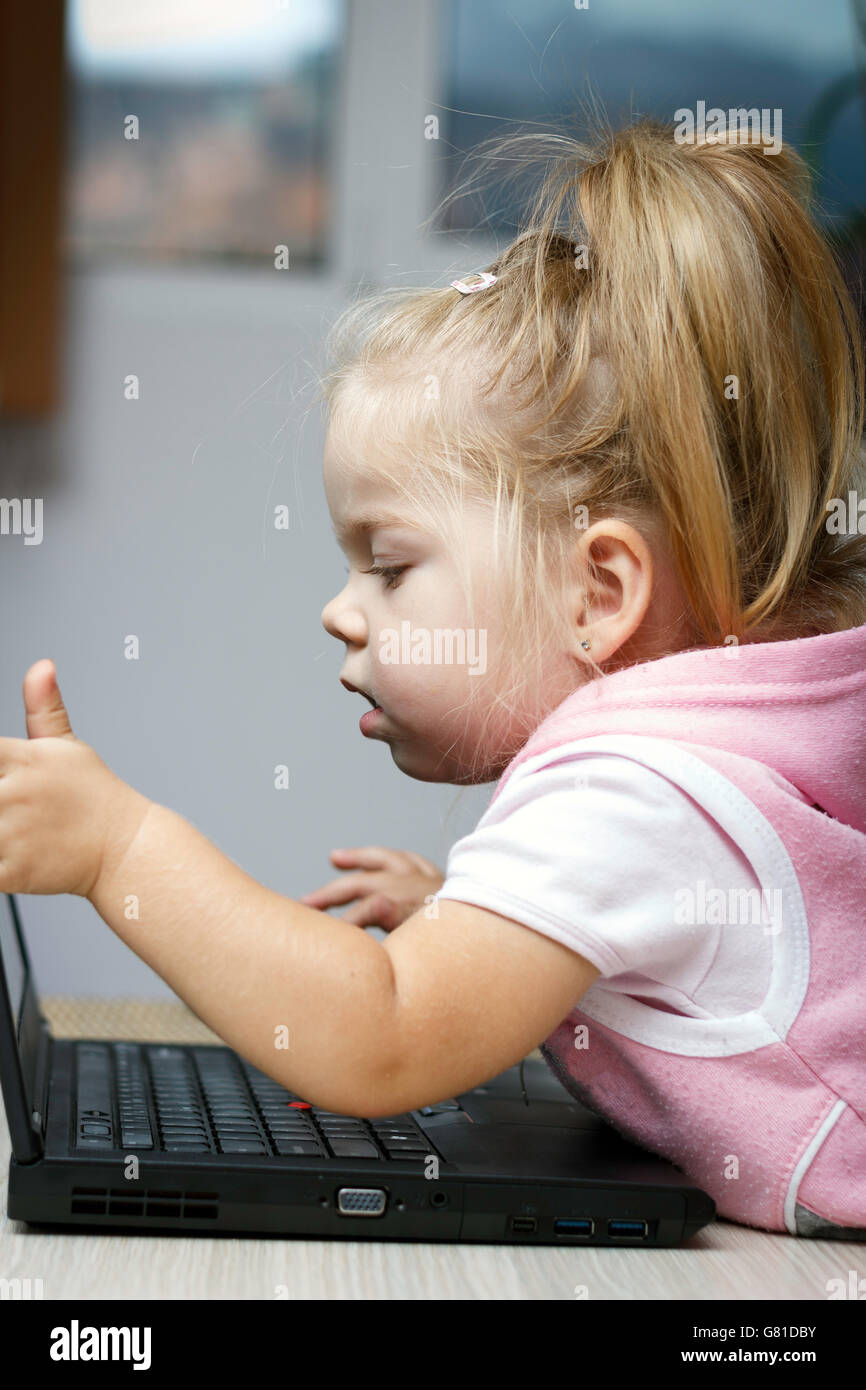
left=437, top=0, right=866, bottom=240
left=64, top=0, right=343, bottom=266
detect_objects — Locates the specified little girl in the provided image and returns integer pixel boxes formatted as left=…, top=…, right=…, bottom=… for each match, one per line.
left=7, top=116, right=866, bottom=1239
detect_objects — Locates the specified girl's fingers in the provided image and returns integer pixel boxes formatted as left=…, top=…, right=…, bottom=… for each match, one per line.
left=299, top=875, right=368, bottom=908
left=402, top=850, right=443, bottom=877
left=0, top=736, right=28, bottom=770
left=329, top=845, right=413, bottom=875
left=339, top=893, right=401, bottom=931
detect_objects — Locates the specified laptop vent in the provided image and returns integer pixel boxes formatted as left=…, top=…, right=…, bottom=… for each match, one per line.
left=70, top=1187, right=219, bottom=1220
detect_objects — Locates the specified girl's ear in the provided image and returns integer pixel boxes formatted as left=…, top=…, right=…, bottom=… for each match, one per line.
left=569, top=520, right=655, bottom=666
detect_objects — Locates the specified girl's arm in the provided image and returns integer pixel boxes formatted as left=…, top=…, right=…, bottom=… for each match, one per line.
left=2, top=660, right=599, bottom=1117
left=88, top=798, right=599, bottom=1116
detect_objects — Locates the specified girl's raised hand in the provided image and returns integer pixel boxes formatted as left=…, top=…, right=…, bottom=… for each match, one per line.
left=0, top=659, right=152, bottom=898
left=299, top=846, right=445, bottom=932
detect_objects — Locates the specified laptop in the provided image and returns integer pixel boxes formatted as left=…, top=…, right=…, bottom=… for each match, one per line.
left=0, top=892, right=715, bottom=1245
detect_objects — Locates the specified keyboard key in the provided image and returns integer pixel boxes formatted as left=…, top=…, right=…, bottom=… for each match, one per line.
left=327, top=1138, right=381, bottom=1159
left=273, top=1139, right=325, bottom=1156
left=76, top=1044, right=115, bottom=1148
left=219, top=1139, right=269, bottom=1154
left=120, top=1131, right=154, bottom=1149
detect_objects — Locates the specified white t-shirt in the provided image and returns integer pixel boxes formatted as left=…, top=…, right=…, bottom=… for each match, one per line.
left=434, top=745, right=774, bottom=1019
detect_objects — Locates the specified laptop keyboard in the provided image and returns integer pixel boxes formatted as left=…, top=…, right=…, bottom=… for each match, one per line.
left=74, top=1042, right=453, bottom=1161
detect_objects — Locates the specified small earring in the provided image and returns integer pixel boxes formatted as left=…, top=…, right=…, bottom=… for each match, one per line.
left=580, top=638, right=591, bottom=651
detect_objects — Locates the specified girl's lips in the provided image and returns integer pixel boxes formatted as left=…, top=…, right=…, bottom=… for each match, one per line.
left=341, top=677, right=377, bottom=707
left=359, top=705, right=384, bottom=735
left=340, top=678, right=386, bottom=734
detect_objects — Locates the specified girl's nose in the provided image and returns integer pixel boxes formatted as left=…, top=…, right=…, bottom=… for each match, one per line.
left=321, top=590, right=366, bottom=646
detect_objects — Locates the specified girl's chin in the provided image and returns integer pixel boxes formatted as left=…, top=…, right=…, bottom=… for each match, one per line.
left=387, top=742, right=492, bottom=785
left=387, top=742, right=452, bottom=783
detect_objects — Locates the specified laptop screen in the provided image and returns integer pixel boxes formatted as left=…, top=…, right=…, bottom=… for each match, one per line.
left=0, top=895, right=46, bottom=1161
left=0, top=893, right=26, bottom=1038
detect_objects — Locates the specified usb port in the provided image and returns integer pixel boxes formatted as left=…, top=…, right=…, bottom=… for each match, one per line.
left=510, top=1216, right=538, bottom=1233
left=553, top=1218, right=594, bottom=1237
left=606, top=1219, right=648, bottom=1239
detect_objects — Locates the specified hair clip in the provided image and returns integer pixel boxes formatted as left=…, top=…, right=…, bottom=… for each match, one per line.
left=450, top=271, right=498, bottom=294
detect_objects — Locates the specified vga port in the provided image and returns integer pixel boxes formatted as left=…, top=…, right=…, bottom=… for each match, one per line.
left=337, top=1187, right=387, bottom=1216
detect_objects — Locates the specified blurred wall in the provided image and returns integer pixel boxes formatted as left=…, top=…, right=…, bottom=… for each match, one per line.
left=1, top=261, right=489, bottom=995
left=0, top=0, right=490, bottom=996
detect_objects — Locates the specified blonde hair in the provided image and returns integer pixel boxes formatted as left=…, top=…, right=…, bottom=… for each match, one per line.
left=317, top=111, right=866, bottom=777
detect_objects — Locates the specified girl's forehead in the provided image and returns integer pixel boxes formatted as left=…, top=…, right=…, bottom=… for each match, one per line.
left=323, top=442, right=423, bottom=541
left=323, top=407, right=427, bottom=512
left=323, top=430, right=401, bottom=499
left=324, top=408, right=392, bottom=478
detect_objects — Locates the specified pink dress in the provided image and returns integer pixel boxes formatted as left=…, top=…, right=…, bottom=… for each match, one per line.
left=487, top=625, right=866, bottom=1236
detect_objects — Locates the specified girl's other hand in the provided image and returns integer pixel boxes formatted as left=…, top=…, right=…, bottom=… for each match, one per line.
left=299, top=846, right=445, bottom=931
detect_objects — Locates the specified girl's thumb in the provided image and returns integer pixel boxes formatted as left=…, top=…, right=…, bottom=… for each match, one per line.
left=22, top=659, right=76, bottom=740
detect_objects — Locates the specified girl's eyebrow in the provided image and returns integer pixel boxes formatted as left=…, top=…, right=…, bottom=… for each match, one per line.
left=332, top=510, right=425, bottom=543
